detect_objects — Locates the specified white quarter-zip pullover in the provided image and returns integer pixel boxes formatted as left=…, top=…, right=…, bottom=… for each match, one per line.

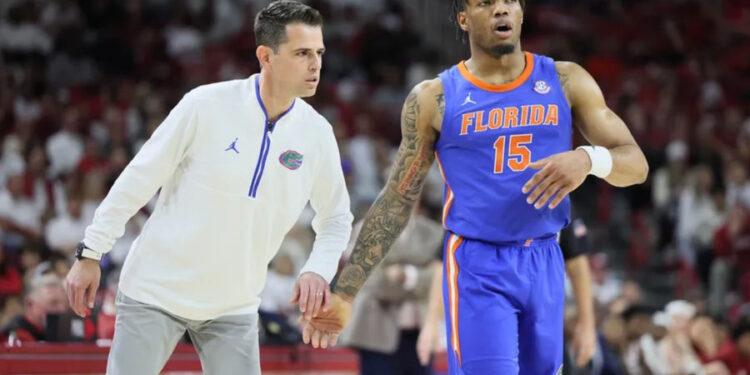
left=83, top=74, right=353, bottom=320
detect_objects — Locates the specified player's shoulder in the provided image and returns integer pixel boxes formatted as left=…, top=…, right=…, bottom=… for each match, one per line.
left=553, top=61, right=598, bottom=85
left=411, top=77, right=445, bottom=100
left=402, top=78, right=446, bottom=131
left=408, top=78, right=445, bottom=119
left=553, top=61, right=599, bottom=101
left=553, top=60, right=585, bottom=76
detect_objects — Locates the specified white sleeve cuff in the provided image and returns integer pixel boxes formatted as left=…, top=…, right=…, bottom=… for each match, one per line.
left=299, top=259, right=340, bottom=284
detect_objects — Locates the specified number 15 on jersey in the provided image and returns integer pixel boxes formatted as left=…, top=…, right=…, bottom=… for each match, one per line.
left=493, top=134, right=533, bottom=174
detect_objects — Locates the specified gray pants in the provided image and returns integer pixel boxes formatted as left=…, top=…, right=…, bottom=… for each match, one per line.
left=107, top=292, right=261, bottom=375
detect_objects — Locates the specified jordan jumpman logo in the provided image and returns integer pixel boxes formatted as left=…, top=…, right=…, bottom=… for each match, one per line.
left=462, top=92, right=477, bottom=106
left=225, top=137, right=239, bottom=153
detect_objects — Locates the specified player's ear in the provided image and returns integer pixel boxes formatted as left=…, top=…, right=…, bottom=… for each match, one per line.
left=256, top=45, right=273, bottom=69
left=457, top=11, right=469, bottom=32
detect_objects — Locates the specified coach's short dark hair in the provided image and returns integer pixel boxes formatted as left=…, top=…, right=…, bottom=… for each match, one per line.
left=254, top=1, right=323, bottom=52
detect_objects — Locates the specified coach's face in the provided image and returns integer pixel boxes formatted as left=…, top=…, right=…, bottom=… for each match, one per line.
left=269, top=23, right=325, bottom=98
left=458, top=0, right=524, bottom=57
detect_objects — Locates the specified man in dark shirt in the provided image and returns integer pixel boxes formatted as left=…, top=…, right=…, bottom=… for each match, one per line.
left=1, top=274, right=68, bottom=343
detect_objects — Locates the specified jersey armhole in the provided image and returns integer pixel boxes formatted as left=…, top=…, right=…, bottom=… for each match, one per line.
left=436, top=71, right=456, bottom=145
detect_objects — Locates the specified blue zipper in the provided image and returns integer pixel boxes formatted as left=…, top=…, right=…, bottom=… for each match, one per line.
left=248, top=76, right=295, bottom=198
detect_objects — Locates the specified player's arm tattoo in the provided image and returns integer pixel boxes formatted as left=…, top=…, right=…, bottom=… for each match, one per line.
left=333, top=86, right=437, bottom=300
left=557, top=69, right=571, bottom=105
left=436, top=93, right=445, bottom=118
left=557, top=71, right=569, bottom=90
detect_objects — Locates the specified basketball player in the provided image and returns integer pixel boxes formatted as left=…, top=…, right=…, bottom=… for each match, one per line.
left=64, top=1, right=353, bottom=374
left=304, top=0, right=648, bottom=374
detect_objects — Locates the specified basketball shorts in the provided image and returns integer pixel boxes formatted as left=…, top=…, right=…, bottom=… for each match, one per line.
left=442, top=233, right=565, bottom=375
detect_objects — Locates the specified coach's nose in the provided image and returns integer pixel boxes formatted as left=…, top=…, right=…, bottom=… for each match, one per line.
left=309, top=53, right=321, bottom=72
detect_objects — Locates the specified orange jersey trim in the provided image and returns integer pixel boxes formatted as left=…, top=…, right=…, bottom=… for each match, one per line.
left=458, top=51, right=534, bottom=93
left=446, top=234, right=464, bottom=365
left=434, top=152, right=454, bottom=229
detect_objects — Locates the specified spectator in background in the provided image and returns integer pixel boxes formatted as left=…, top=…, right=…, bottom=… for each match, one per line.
left=652, top=139, right=688, bottom=250
left=725, top=160, right=750, bottom=209
left=45, top=192, right=87, bottom=256
left=677, top=165, right=726, bottom=268
left=45, top=108, right=83, bottom=178
left=689, top=315, right=732, bottom=374
left=594, top=314, right=629, bottom=375
left=0, top=274, right=67, bottom=343
left=657, top=300, right=704, bottom=374
left=348, top=112, right=383, bottom=211
left=19, top=243, right=41, bottom=286
left=0, top=238, right=23, bottom=297
left=622, top=305, right=659, bottom=375
left=340, top=205, right=443, bottom=375
left=22, top=144, right=51, bottom=214
left=561, top=218, right=599, bottom=372
left=258, top=252, right=302, bottom=346
left=0, top=1, right=52, bottom=57
left=0, top=162, right=44, bottom=250
left=711, top=205, right=750, bottom=318
left=722, top=318, right=750, bottom=374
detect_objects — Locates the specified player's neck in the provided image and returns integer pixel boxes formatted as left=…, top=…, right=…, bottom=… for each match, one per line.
left=464, top=46, right=526, bottom=86
left=258, top=72, right=295, bottom=123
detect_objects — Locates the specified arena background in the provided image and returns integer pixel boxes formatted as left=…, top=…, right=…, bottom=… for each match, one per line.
left=1, top=0, right=749, bottom=374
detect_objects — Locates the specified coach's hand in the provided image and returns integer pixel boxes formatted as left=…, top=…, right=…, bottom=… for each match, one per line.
left=65, top=259, right=101, bottom=317
left=301, top=292, right=352, bottom=348
left=522, top=149, right=591, bottom=209
left=291, top=272, right=330, bottom=321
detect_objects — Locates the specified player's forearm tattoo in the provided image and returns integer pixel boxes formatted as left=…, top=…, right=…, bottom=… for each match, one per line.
left=333, top=88, right=437, bottom=300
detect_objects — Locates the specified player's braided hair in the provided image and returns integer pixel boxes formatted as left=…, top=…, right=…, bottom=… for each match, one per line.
left=451, top=0, right=526, bottom=26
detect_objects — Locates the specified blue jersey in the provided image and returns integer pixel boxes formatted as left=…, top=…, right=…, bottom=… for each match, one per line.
left=435, top=52, right=572, bottom=243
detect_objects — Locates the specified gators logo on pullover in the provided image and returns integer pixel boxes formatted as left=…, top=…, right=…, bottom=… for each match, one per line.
left=279, top=150, right=303, bottom=170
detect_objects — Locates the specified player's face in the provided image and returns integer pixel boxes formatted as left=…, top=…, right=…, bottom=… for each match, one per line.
left=269, top=23, right=325, bottom=98
left=459, top=0, right=524, bottom=57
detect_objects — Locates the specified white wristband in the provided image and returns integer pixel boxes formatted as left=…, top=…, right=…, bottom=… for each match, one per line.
left=577, top=145, right=612, bottom=178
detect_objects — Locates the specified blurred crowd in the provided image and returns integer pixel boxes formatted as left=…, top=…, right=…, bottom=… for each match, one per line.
left=0, top=0, right=749, bottom=373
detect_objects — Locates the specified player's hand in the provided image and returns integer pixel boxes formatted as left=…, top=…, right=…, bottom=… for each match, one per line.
left=65, top=259, right=101, bottom=317
left=522, top=149, right=591, bottom=209
left=301, top=292, right=352, bottom=348
left=571, top=318, right=597, bottom=366
left=417, top=320, right=440, bottom=365
left=290, top=272, right=330, bottom=321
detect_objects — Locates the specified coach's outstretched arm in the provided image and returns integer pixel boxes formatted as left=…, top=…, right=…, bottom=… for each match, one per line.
left=523, top=62, right=649, bottom=210
left=300, top=79, right=443, bottom=348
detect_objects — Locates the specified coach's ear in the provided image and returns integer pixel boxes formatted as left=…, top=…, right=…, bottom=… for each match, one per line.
left=256, top=45, right=273, bottom=70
